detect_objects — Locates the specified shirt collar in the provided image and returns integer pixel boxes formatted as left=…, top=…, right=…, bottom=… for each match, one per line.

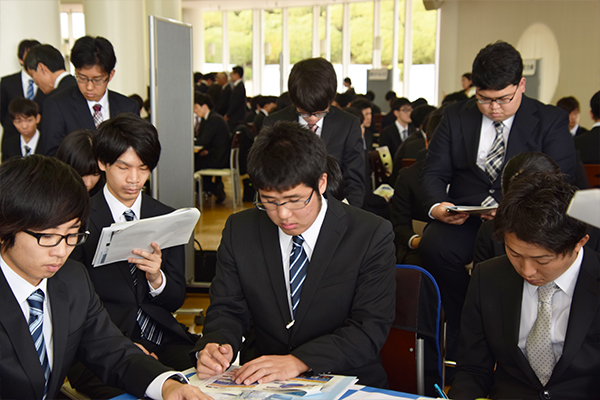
left=103, top=185, right=143, bottom=223
left=278, top=194, right=328, bottom=257
left=54, top=71, right=71, bottom=88
left=524, top=246, right=584, bottom=298
left=204, top=110, right=211, bottom=120
left=0, top=253, right=48, bottom=303
left=482, top=114, right=515, bottom=132
left=20, top=130, right=40, bottom=150
left=86, top=90, right=110, bottom=115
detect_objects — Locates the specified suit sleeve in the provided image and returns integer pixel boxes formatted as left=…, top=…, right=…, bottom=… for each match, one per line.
left=420, top=112, right=453, bottom=211
left=290, top=220, right=396, bottom=374
left=0, top=77, right=10, bottom=128
left=341, top=117, right=366, bottom=207
left=41, top=95, right=68, bottom=156
left=448, top=265, right=496, bottom=399
left=539, top=110, right=577, bottom=184
left=390, top=172, right=416, bottom=249
left=473, top=220, right=498, bottom=267
left=226, top=85, right=245, bottom=120
left=149, top=244, right=187, bottom=312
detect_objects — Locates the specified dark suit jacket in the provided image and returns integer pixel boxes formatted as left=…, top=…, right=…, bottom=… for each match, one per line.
left=41, top=85, right=139, bottom=156
left=1, top=71, right=47, bottom=140
left=253, top=110, right=267, bottom=133
left=574, top=126, right=599, bottom=164
left=70, top=192, right=190, bottom=344
left=0, top=259, right=170, bottom=400
left=226, top=81, right=246, bottom=129
left=207, top=83, right=221, bottom=105
left=381, top=111, right=396, bottom=130
left=215, top=84, right=232, bottom=116
left=1, top=134, right=43, bottom=162
left=193, top=197, right=396, bottom=387
left=195, top=111, right=231, bottom=170
left=574, top=125, right=588, bottom=137
left=264, top=105, right=366, bottom=207
left=51, top=74, right=77, bottom=95
left=390, top=130, right=425, bottom=186
left=421, top=96, right=577, bottom=211
left=449, top=250, right=600, bottom=400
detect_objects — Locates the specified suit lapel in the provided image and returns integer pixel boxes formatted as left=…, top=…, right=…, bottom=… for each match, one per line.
left=320, top=107, right=340, bottom=147
left=47, top=275, right=69, bottom=397
left=551, top=250, right=600, bottom=380
left=460, top=100, right=489, bottom=183
left=505, top=96, right=538, bottom=162
left=0, top=270, right=46, bottom=399
left=70, top=88, right=95, bottom=130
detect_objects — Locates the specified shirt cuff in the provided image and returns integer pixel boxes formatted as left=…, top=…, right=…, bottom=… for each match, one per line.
left=145, top=371, right=188, bottom=400
left=408, top=234, right=419, bottom=249
left=148, top=270, right=167, bottom=296
left=428, top=203, right=441, bottom=219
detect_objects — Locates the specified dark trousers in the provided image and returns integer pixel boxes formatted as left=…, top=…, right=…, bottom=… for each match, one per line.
left=418, top=217, right=481, bottom=362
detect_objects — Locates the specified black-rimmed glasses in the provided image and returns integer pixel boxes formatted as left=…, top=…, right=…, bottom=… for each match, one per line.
left=254, top=190, right=315, bottom=211
left=24, top=230, right=90, bottom=247
left=476, top=85, right=520, bottom=105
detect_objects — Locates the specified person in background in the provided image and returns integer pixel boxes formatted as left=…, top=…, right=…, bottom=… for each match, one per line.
left=573, top=90, right=600, bottom=164
left=556, top=96, right=588, bottom=137
left=2, top=98, right=43, bottom=162
left=461, top=72, right=476, bottom=97
left=55, top=129, right=103, bottom=195
left=24, top=44, right=76, bottom=97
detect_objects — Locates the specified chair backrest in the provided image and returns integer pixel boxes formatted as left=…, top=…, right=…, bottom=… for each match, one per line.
left=584, top=164, right=600, bottom=188
left=230, top=132, right=242, bottom=170
left=376, top=145, right=393, bottom=175
left=380, top=264, right=444, bottom=397
left=372, top=112, right=383, bottom=133
left=369, top=149, right=390, bottom=189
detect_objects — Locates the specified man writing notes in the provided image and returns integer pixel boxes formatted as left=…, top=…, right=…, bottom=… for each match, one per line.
left=449, top=172, right=600, bottom=400
left=419, top=41, right=576, bottom=360
left=193, top=121, right=396, bottom=388
left=0, top=156, right=209, bottom=400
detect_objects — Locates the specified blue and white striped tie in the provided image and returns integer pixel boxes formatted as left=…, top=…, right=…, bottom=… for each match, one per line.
left=27, top=289, right=50, bottom=400
left=27, top=79, right=34, bottom=100
left=290, top=235, right=308, bottom=318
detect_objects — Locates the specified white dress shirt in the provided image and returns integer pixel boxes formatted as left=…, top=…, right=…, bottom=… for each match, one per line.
left=278, top=195, right=328, bottom=321
left=518, top=247, right=584, bottom=360
left=298, top=115, right=325, bottom=137
left=475, top=115, right=514, bottom=172
left=21, top=70, right=38, bottom=98
left=21, top=130, right=40, bottom=156
left=54, top=71, right=71, bottom=89
left=395, top=120, right=409, bottom=141
left=86, top=90, right=110, bottom=124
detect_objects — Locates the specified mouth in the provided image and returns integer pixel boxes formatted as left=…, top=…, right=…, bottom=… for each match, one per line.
left=123, top=187, right=141, bottom=195
left=525, top=278, right=543, bottom=286
left=281, top=223, right=297, bottom=231
left=45, top=264, right=62, bottom=273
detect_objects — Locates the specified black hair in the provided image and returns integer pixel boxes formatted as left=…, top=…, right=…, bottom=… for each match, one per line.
left=462, top=72, right=472, bottom=82
left=391, top=97, right=410, bottom=112
left=194, top=91, right=214, bottom=109
left=365, top=90, right=375, bottom=101
left=18, top=39, right=40, bottom=60
left=251, top=95, right=262, bottom=110
left=248, top=121, right=327, bottom=192
left=350, top=98, right=373, bottom=111
left=591, top=90, right=600, bottom=120
left=471, top=41, right=523, bottom=90
left=93, top=113, right=161, bottom=171
left=8, top=98, right=39, bottom=120
left=194, top=72, right=203, bottom=83
left=411, top=98, right=427, bottom=108
left=325, top=154, right=343, bottom=200
left=288, top=58, right=337, bottom=113
left=24, top=44, right=65, bottom=72
left=424, top=108, right=444, bottom=142
left=501, top=152, right=560, bottom=195
left=232, top=65, right=244, bottom=78
left=442, top=90, right=469, bottom=106
left=345, top=107, right=364, bottom=125
left=277, top=92, right=292, bottom=110
left=143, top=98, right=151, bottom=113
left=385, top=91, right=397, bottom=101
left=411, top=104, right=436, bottom=129
left=335, top=92, right=353, bottom=108
left=0, top=155, right=89, bottom=250
left=56, top=130, right=100, bottom=177
left=493, top=172, right=587, bottom=255
left=128, top=94, right=144, bottom=110
left=556, top=97, right=580, bottom=114
left=71, top=36, right=116, bottom=74
left=344, top=77, right=352, bottom=85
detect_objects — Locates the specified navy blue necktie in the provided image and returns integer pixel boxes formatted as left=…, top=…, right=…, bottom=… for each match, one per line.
left=290, top=235, right=308, bottom=318
left=123, top=210, right=163, bottom=345
left=27, top=289, right=50, bottom=400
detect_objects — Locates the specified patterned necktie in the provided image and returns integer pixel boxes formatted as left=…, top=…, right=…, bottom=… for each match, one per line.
left=24, top=145, right=32, bottom=157
left=123, top=210, right=163, bottom=345
left=307, top=124, right=318, bottom=134
left=289, top=235, right=308, bottom=318
left=485, top=122, right=505, bottom=182
left=93, top=104, right=103, bottom=128
left=527, top=282, right=560, bottom=386
left=27, top=79, right=35, bottom=100
left=27, top=289, right=51, bottom=400
left=401, top=129, right=408, bottom=141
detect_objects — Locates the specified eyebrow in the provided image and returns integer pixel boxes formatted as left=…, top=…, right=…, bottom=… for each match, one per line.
left=506, top=244, right=554, bottom=259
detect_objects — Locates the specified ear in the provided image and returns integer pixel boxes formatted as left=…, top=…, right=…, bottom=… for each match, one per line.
left=318, top=173, right=328, bottom=195
left=35, top=114, right=41, bottom=124
left=393, top=110, right=400, bottom=119
left=107, top=69, right=116, bottom=83
left=98, top=160, right=107, bottom=172
left=574, top=234, right=589, bottom=253
left=519, top=77, right=526, bottom=92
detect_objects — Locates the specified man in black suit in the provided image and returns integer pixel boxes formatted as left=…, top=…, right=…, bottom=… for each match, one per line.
left=24, top=44, right=76, bottom=97
left=214, top=72, right=231, bottom=116
left=225, top=65, right=247, bottom=131
left=556, top=96, right=588, bottom=137
left=69, top=114, right=197, bottom=399
left=449, top=172, right=599, bottom=400
left=419, top=41, right=577, bottom=362
left=1, top=39, right=46, bottom=144
left=379, top=97, right=412, bottom=159
left=193, top=121, right=395, bottom=388
left=41, top=36, right=138, bottom=156
left=264, top=58, right=365, bottom=207
left=574, top=90, right=600, bottom=164
left=2, top=98, right=44, bottom=162
left=0, top=155, right=208, bottom=400
left=253, top=96, right=277, bottom=133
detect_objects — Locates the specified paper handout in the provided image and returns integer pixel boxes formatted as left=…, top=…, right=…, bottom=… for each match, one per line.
left=92, top=207, right=200, bottom=267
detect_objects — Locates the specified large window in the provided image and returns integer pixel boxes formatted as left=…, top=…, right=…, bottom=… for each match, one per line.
left=204, top=11, right=222, bottom=66
left=348, top=2, right=374, bottom=94
left=289, top=7, right=313, bottom=64
left=329, top=4, right=343, bottom=65
left=229, top=10, right=253, bottom=93
left=264, top=9, right=283, bottom=95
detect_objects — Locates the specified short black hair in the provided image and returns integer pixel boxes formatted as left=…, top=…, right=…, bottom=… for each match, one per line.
left=194, top=91, right=214, bottom=109
left=411, top=104, right=436, bottom=129
left=8, top=98, right=39, bottom=120
left=344, top=77, right=352, bottom=85
left=288, top=58, right=337, bottom=113
left=591, top=90, right=600, bottom=120
left=442, top=90, right=469, bottom=106
left=0, top=155, right=89, bottom=250
left=248, top=121, right=327, bottom=192
left=24, top=44, right=66, bottom=72
left=391, top=97, right=410, bottom=112
left=194, top=72, right=203, bottom=83
left=277, top=92, right=292, bottom=110
left=493, top=172, right=587, bottom=255
left=93, top=113, right=161, bottom=171
left=350, top=98, right=373, bottom=111
left=232, top=65, right=244, bottom=78
left=71, top=36, right=116, bottom=74
left=501, top=152, right=560, bottom=195
left=424, top=108, right=444, bottom=142
left=471, top=41, right=523, bottom=90
left=365, top=90, right=375, bottom=101
left=325, top=154, right=343, bottom=200
left=128, top=94, right=144, bottom=110
left=345, top=107, right=364, bottom=125
left=411, top=98, right=427, bottom=108
left=335, top=92, right=353, bottom=108
left=556, top=97, right=580, bottom=114
left=18, top=39, right=40, bottom=60
left=385, top=91, right=397, bottom=101
left=56, top=130, right=100, bottom=177
left=462, top=72, right=472, bottom=81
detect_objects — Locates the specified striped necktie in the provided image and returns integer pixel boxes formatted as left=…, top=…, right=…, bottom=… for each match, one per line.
left=27, top=289, right=51, bottom=400
left=485, top=122, right=505, bottom=182
left=27, top=79, right=35, bottom=100
left=290, top=235, right=308, bottom=318
left=123, top=209, right=163, bottom=345
left=93, top=104, right=103, bottom=128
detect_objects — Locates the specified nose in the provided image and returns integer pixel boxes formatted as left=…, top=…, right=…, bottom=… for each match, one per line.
left=85, top=79, right=95, bottom=90
left=127, top=168, right=140, bottom=183
left=519, top=259, right=538, bottom=278
left=276, top=204, right=293, bottom=220
left=50, top=238, right=69, bottom=258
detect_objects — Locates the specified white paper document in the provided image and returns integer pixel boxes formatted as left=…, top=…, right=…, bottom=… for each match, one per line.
left=567, top=189, right=600, bottom=229
left=92, top=207, right=200, bottom=267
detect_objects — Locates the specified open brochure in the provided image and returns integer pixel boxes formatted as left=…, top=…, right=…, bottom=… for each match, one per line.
left=92, top=207, right=200, bottom=267
left=188, top=366, right=357, bottom=400
left=445, top=205, right=496, bottom=216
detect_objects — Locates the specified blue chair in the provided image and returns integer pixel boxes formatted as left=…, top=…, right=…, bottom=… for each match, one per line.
left=380, top=264, right=445, bottom=397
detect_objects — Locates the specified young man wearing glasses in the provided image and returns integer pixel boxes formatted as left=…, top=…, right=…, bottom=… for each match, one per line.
left=68, top=114, right=197, bottom=399
left=0, top=156, right=209, bottom=400
left=193, top=121, right=395, bottom=388
left=41, top=36, right=138, bottom=156
left=264, top=58, right=366, bottom=207
left=419, top=41, right=577, bottom=364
